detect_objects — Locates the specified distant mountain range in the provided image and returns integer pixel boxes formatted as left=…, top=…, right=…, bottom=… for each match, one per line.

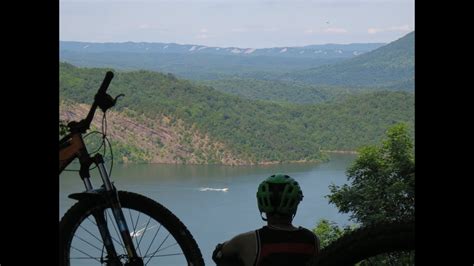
left=59, top=41, right=386, bottom=81
left=60, top=41, right=385, bottom=59
left=284, top=32, right=414, bottom=90
left=60, top=32, right=414, bottom=102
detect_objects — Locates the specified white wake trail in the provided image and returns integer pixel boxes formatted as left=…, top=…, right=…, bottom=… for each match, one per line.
left=198, top=187, right=229, bottom=192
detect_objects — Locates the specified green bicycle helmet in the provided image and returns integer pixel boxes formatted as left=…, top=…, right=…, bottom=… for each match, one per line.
left=256, top=174, right=303, bottom=218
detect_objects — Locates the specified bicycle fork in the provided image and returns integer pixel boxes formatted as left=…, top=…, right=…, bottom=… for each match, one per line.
left=78, top=154, right=143, bottom=265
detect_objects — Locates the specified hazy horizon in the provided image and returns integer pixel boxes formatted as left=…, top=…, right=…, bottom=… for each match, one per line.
left=60, top=0, right=414, bottom=49
left=60, top=32, right=414, bottom=50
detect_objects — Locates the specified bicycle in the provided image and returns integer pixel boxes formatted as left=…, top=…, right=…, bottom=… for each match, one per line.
left=59, top=71, right=204, bottom=266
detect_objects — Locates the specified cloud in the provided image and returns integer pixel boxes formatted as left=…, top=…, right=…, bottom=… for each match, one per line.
left=368, top=28, right=380, bottom=34
left=137, top=24, right=168, bottom=32
left=263, top=27, right=279, bottom=32
left=195, top=28, right=209, bottom=39
left=304, top=28, right=326, bottom=35
left=368, top=25, right=413, bottom=34
left=324, top=27, right=348, bottom=33
left=138, top=24, right=151, bottom=29
left=305, top=27, right=350, bottom=35
left=231, top=26, right=278, bottom=33
left=196, top=34, right=208, bottom=39
left=388, top=25, right=412, bottom=31
left=231, top=27, right=248, bottom=32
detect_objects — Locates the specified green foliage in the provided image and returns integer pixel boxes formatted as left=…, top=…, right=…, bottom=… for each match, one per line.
left=322, top=124, right=415, bottom=265
left=327, top=123, right=415, bottom=224
left=197, top=78, right=367, bottom=104
left=313, top=219, right=348, bottom=248
left=110, top=140, right=151, bottom=164
left=60, top=63, right=414, bottom=164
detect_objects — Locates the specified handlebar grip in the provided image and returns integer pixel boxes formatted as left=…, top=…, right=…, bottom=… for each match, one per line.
left=97, top=71, right=114, bottom=95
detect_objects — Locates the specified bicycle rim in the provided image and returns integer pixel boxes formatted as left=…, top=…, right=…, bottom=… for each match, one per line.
left=61, top=191, right=204, bottom=266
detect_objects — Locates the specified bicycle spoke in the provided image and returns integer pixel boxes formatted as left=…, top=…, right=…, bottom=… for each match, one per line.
left=73, top=234, right=103, bottom=252
left=85, top=216, right=124, bottom=249
left=158, top=242, right=179, bottom=252
left=136, top=216, right=153, bottom=252
left=143, top=223, right=163, bottom=259
left=87, top=216, right=97, bottom=226
left=92, top=209, right=127, bottom=252
left=137, top=224, right=159, bottom=240
left=70, top=246, right=102, bottom=263
left=133, top=209, right=142, bottom=235
left=128, top=208, right=142, bottom=257
left=145, top=232, right=172, bottom=265
left=144, top=252, right=184, bottom=258
left=127, top=209, right=137, bottom=253
left=78, top=224, right=104, bottom=244
left=106, top=209, right=127, bottom=255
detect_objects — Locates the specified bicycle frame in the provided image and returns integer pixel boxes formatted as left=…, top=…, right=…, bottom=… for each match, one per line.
left=59, top=132, right=113, bottom=191
left=60, top=72, right=143, bottom=265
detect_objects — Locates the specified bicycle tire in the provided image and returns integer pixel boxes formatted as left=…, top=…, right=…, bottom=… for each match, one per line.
left=314, top=220, right=414, bottom=266
left=60, top=191, right=204, bottom=266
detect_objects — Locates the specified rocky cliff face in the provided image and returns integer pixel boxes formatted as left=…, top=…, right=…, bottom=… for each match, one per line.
left=60, top=100, right=250, bottom=165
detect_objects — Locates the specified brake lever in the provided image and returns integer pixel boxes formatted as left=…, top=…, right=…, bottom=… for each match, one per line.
left=114, top=94, right=125, bottom=104
left=96, top=93, right=125, bottom=112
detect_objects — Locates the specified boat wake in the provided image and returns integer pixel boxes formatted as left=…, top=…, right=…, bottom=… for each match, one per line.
left=199, top=187, right=229, bottom=192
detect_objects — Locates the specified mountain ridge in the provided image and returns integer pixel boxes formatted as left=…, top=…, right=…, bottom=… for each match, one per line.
left=283, top=31, right=414, bottom=90
left=60, top=40, right=385, bottom=59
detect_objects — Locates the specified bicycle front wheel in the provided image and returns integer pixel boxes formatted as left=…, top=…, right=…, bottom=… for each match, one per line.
left=60, top=191, right=204, bottom=266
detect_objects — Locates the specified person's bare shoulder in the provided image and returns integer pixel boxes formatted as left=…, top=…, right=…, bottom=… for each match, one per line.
left=225, top=230, right=256, bottom=250
left=224, top=230, right=257, bottom=266
left=233, top=230, right=256, bottom=241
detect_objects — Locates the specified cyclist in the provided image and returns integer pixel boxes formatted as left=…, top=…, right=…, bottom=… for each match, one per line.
left=212, top=174, right=320, bottom=266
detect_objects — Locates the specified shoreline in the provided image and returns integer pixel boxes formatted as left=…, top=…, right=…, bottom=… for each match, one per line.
left=118, top=152, right=358, bottom=166
left=321, top=150, right=358, bottom=155
left=119, top=158, right=326, bottom=167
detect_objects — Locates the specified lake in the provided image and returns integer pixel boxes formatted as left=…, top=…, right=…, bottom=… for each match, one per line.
left=60, top=153, right=356, bottom=265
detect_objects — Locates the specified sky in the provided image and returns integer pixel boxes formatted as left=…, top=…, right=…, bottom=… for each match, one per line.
left=60, top=0, right=414, bottom=49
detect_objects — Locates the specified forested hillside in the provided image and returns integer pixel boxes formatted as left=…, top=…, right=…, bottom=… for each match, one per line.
left=60, top=63, right=414, bottom=164
left=284, top=31, right=414, bottom=90
left=197, top=78, right=371, bottom=104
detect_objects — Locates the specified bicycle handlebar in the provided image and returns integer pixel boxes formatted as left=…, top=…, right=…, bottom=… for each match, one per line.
left=97, top=71, right=114, bottom=95
left=68, top=71, right=116, bottom=134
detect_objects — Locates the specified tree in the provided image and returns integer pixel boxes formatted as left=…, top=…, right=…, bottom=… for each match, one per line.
left=327, top=123, right=414, bottom=225
left=320, top=123, right=415, bottom=265
left=313, top=219, right=347, bottom=249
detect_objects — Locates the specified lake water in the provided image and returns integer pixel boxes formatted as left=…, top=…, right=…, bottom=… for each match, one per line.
left=60, top=153, right=356, bottom=265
